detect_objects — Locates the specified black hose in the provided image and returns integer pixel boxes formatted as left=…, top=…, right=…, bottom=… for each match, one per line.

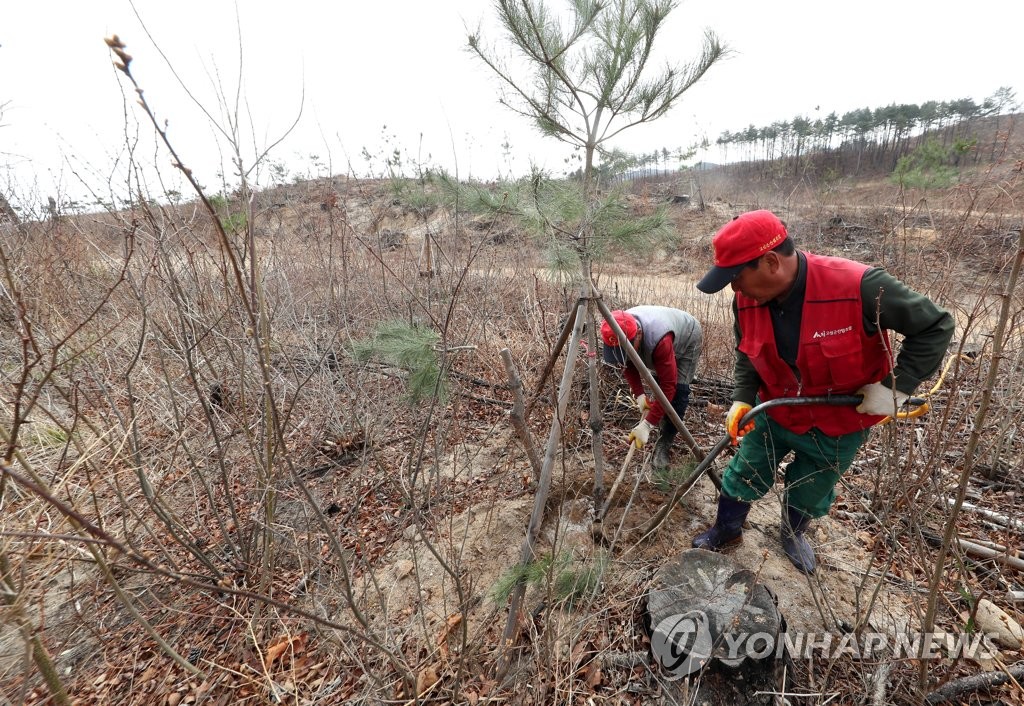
left=738, top=394, right=926, bottom=428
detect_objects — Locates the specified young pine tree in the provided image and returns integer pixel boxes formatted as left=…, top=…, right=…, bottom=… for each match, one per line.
left=469, top=0, right=727, bottom=274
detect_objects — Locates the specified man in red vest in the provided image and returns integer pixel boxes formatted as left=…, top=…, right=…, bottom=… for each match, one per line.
left=692, top=210, right=953, bottom=573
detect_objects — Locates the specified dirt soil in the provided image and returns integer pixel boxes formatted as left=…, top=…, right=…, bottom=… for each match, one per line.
left=3, top=171, right=1023, bottom=705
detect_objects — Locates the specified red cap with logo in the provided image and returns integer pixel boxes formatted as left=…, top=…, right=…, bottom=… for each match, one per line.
left=696, top=210, right=788, bottom=293
left=600, top=310, right=638, bottom=365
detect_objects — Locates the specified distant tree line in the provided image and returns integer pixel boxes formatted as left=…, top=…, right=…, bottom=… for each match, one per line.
left=569, top=144, right=703, bottom=184
left=715, top=87, right=1019, bottom=176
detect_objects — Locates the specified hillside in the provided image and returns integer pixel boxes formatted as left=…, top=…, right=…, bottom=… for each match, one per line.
left=709, top=108, right=1022, bottom=176
left=1, top=155, right=1023, bottom=705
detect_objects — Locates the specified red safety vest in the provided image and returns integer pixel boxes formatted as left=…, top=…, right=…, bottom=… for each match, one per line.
left=736, top=253, right=893, bottom=436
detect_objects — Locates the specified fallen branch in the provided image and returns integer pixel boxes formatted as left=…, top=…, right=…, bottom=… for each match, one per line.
left=966, top=537, right=1024, bottom=560
left=955, top=537, right=1024, bottom=572
left=872, top=660, right=893, bottom=706
left=598, top=443, right=637, bottom=522
left=942, top=496, right=1024, bottom=532
left=921, top=529, right=1024, bottom=572
left=924, top=661, right=1024, bottom=704
left=451, top=369, right=506, bottom=389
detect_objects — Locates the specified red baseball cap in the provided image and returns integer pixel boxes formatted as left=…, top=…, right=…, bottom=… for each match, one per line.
left=600, top=310, right=638, bottom=365
left=696, top=210, right=788, bottom=293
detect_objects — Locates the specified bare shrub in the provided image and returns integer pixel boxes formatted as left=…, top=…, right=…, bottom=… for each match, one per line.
left=2, top=37, right=1023, bottom=706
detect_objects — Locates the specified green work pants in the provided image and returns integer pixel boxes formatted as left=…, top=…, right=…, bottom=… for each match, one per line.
left=720, top=412, right=871, bottom=518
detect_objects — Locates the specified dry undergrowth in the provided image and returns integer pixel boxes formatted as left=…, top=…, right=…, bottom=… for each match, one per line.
left=1, top=159, right=1023, bottom=705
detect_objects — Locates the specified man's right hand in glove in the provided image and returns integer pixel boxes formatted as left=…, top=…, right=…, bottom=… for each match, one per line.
left=629, top=419, right=654, bottom=448
left=726, top=401, right=755, bottom=445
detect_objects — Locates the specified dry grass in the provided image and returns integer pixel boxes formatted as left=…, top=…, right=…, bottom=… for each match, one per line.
left=1, top=150, right=1023, bottom=705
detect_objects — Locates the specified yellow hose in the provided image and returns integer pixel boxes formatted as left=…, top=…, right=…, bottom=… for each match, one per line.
left=879, top=353, right=973, bottom=425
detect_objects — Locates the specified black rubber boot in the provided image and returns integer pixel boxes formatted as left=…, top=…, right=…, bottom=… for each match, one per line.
left=653, top=385, right=690, bottom=471
left=692, top=495, right=750, bottom=550
left=653, top=417, right=677, bottom=470
left=653, top=438, right=672, bottom=470
left=781, top=506, right=816, bottom=574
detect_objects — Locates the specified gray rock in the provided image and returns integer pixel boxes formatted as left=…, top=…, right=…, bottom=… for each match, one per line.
left=975, top=598, right=1024, bottom=649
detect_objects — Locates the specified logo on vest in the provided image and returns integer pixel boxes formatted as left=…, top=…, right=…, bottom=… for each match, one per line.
left=812, top=325, right=853, bottom=339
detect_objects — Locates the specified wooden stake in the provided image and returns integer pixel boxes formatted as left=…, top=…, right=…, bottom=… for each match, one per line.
left=500, top=349, right=543, bottom=484
left=585, top=300, right=608, bottom=512
left=524, top=298, right=582, bottom=419
left=495, top=299, right=587, bottom=679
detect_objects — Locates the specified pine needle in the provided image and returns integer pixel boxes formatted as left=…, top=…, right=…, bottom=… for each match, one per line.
left=352, top=320, right=447, bottom=403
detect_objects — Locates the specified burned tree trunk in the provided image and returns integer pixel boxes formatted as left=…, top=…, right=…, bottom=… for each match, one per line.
left=647, top=549, right=785, bottom=704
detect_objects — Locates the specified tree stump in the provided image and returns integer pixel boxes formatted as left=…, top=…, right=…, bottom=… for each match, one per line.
left=646, top=549, right=784, bottom=704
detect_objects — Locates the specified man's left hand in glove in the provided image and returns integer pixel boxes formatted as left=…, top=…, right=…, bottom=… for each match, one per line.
left=855, top=382, right=909, bottom=416
left=628, top=419, right=654, bottom=447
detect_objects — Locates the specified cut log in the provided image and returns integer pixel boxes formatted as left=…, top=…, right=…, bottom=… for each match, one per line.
left=647, top=549, right=783, bottom=681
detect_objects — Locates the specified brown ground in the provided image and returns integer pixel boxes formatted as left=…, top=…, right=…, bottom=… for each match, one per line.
left=2, top=156, right=1023, bottom=705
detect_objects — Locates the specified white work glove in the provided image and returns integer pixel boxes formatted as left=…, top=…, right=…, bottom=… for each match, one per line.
left=726, top=401, right=755, bottom=446
left=628, top=419, right=655, bottom=448
left=855, top=382, right=909, bottom=416
left=635, top=394, right=650, bottom=414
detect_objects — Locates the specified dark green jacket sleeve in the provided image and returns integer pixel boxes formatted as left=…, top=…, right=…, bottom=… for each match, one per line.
left=862, top=268, right=955, bottom=394
left=731, top=299, right=761, bottom=405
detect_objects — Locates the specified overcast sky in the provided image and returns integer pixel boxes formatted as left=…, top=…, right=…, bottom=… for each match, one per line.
left=2, top=0, right=1021, bottom=211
